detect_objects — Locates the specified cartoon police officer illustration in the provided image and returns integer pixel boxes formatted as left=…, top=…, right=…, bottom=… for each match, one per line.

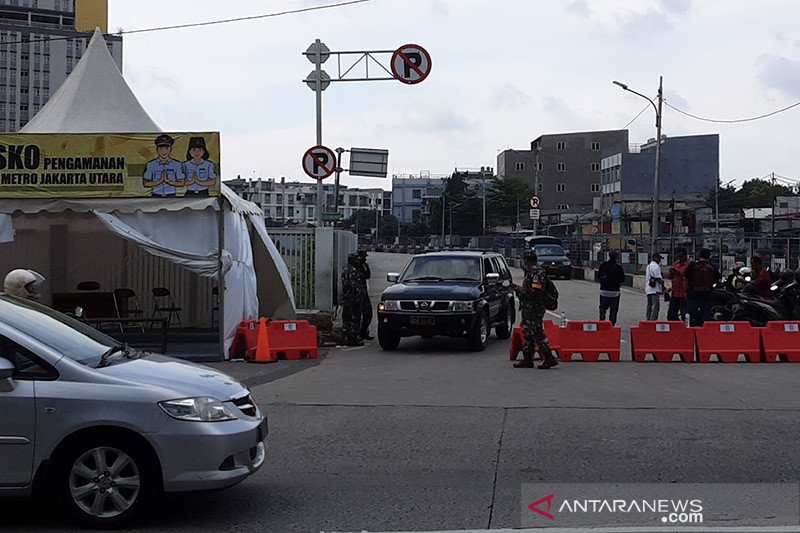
left=143, top=134, right=185, bottom=197
left=183, top=136, right=217, bottom=196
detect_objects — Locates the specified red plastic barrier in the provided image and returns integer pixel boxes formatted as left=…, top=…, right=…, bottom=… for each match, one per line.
left=695, top=321, right=761, bottom=363
left=760, top=321, right=800, bottom=363
left=630, top=321, right=695, bottom=363
left=558, top=320, right=621, bottom=362
left=265, top=320, right=318, bottom=360
left=508, top=319, right=560, bottom=361
left=230, top=319, right=260, bottom=359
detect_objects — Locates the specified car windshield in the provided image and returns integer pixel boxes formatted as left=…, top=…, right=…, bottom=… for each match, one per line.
left=534, top=245, right=566, bottom=256
left=401, top=256, right=481, bottom=282
left=0, top=294, right=119, bottom=367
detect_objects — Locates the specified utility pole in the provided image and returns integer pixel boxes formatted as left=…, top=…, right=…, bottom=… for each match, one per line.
left=533, top=143, right=541, bottom=235
left=441, top=193, right=446, bottom=248
left=772, top=172, right=776, bottom=238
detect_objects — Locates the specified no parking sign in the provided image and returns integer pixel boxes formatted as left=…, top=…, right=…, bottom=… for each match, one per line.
left=302, top=145, right=336, bottom=180
left=391, top=44, right=432, bottom=85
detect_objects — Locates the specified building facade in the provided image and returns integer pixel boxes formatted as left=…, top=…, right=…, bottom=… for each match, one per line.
left=497, top=130, right=629, bottom=212
left=392, top=173, right=446, bottom=224
left=231, top=178, right=390, bottom=226
left=0, top=0, right=120, bottom=132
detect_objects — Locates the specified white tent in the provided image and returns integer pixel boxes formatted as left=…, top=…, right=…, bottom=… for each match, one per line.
left=1, top=29, right=295, bottom=356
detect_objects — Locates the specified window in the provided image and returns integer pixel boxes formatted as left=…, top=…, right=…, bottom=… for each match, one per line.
left=591, top=183, right=601, bottom=193
left=536, top=162, right=543, bottom=171
left=591, top=162, right=600, bottom=172
left=557, top=183, right=566, bottom=192
left=591, top=142, right=600, bottom=151
left=557, top=162, right=566, bottom=172
left=515, top=161, right=525, bottom=172
left=0, top=335, right=55, bottom=380
left=557, top=141, right=566, bottom=150
left=411, top=189, right=422, bottom=199
left=276, top=193, right=283, bottom=204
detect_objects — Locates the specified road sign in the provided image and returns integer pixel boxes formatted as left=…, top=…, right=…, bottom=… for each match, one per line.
left=304, top=41, right=330, bottom=64
left=321, top=212, right=344, bottom=222
left=349, top=147, right=389, bottom=178
left=302, top=145, right=336, bottom=180
left=304, top=69, right=331, bottom=92
left=391, top=44, right=432, bottom=85
left=529, top=208, right=540, bottom=220
left=529, top=196, right=540, bottom=208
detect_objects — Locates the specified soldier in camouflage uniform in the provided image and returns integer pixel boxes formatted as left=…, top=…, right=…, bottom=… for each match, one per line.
left=341, top=253, right=366, bottom=346
left=512, top=250, right=559, bottom=369
left=356, top=250, right=374, bottom=340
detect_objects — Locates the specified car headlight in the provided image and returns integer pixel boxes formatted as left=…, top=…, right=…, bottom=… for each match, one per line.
left=451, top=300, right=474, bottom=312
left=159, top=397, right=238, bottom=422
left=379, top=300, right=400, bottom=311
left=562, top=260, right=571, bottom=265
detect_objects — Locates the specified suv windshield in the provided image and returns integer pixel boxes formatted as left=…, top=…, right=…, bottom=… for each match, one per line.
left=534, top=245, right=566, bottom=256
left=0, top=295, right=118, bottom=366
left=401, top=256, right=481, bottom=282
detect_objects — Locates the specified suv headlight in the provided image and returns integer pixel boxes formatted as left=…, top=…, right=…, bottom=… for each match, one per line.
left=159, top=397, right=238, bottom=422
left=451, top=300, right=474, bottom=312
left=379, top=300, right=400, bottom=311
left=562, top=260, right=571, bottom=265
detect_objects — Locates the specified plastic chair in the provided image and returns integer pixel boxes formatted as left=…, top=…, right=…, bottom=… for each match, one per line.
left=113, top=288, right=145, bottom=333
left=152, top=287, right=182, bottom=328
left=76, top=281, right=100, bottom=291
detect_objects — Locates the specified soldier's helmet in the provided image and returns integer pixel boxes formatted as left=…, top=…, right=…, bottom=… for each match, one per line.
left=347, top=253, right=361, bottom=266
left=522, top=250, right=538, bottom=263
left=357, top=250, right=368, bottom=259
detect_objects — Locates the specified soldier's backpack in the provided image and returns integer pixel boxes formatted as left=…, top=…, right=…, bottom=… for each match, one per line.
left=542, top=275, right=559, bottom=311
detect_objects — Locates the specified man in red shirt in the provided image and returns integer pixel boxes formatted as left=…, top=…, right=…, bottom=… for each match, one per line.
left=666, top=247, right=690, bottom=321
left=750, top=256, right=772, bottom=297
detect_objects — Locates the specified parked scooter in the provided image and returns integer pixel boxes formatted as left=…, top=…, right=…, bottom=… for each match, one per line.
left=729, top=269, right=800, bottom=326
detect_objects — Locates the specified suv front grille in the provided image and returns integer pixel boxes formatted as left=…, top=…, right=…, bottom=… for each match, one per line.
left=395, top=300, right=459, bottom=312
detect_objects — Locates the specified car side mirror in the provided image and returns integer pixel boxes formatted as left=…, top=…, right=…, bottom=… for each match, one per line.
left=565, top=251, right=571, bottom=256
left=0, top=357, right=15, bottom=380
left=387, top=273, right=399, bottom=283
left=74, top=306, right=84, bottom=319
left=486, top=273, right=501, bottom=282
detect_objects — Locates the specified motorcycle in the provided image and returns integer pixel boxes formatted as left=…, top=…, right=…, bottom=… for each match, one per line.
left=729, top=271, right=800, bottom=327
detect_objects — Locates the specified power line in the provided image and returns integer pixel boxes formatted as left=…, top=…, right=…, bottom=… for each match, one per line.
left=0, top=0, right=375, bottom=46
left=621, top=103, right=651, bottom=129
left=664, top=99, right=800, bottom=124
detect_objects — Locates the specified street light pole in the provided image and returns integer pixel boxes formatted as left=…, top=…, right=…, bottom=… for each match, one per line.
left=613, top=76, right=663, bottom=255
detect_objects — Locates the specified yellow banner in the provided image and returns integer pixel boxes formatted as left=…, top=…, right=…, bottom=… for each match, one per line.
left=0, top=132, right=221, bottom=198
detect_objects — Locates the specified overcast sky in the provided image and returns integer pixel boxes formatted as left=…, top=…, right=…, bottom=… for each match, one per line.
left=108, top=0, right=800, bottom=191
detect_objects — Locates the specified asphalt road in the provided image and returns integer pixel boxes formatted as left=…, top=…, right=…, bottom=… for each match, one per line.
left=4, top=252, right=800, bottom=532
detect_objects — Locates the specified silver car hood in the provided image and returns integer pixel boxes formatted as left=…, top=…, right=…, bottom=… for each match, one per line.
left=100, top=354, right=248, bottom=400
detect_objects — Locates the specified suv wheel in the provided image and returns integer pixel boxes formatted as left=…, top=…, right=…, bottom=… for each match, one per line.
left=466, top=309, right=489, bottom=351
left=495, top=301, right=515, bottom=339
left=53, top=434, right=158, bottom=529
left=378, top=325, right=401, bottom=350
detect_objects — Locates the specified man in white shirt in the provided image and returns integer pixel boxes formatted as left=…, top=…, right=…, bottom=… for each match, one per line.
left=644, top=253, right=664, bottom=320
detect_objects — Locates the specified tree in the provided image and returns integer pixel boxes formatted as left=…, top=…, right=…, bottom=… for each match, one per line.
left=378, top=214, right=398, bottom=238
left=486, top=175, right=534, bottom=229
left=708, top=178, right=797, bottom=211
left=341, top=209, right=377, bottom=234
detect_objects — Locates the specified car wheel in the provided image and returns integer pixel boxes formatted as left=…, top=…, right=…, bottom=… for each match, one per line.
left=53, top=434, right=158, bottom=529
left=378, top=326, right=401, bottom=350
left=495, top=301, right=515, bottom=339
left=466, top=309, right=490, bottom=351
left=564, top=271, right=572, bottom=280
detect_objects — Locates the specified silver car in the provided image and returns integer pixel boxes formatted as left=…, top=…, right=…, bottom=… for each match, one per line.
left=0, top=294, right=267, bottom=528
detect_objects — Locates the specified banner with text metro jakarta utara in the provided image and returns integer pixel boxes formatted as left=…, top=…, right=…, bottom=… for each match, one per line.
left=0, top=132, right=221, bottom=199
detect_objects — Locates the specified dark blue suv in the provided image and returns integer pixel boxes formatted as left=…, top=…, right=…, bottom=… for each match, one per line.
left=376, top=251, right=515, bottom=351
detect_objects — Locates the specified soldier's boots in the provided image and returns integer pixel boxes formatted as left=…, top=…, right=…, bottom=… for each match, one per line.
left=538, top=352, right=559, bottom=369
left=361, top=331, right=375, bottom=340
left=345, top=338, right=364, bottom=346
left=514, top=353, right=535, bottom=368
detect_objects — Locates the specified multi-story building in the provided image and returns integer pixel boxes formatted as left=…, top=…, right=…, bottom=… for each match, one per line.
left=0, top=0, right=120, bottom=132
left=392, top=172, right=446, bottom=223
left=600, top=134, right=719, bottom=235
left=231, top=177, right=390, bottom=225
left=497, top=130, right=629, bottom=212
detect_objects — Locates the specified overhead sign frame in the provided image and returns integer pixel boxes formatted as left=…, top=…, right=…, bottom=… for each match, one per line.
left=348, top=147, right=389, bottom=178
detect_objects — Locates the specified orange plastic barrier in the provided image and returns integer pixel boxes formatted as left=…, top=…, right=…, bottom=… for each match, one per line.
left=760, top=321, right=800, bottom=363
left=265, top=320, right=318, bottom=360
left=695, top=321, right=761, bottom=363
left=508, top=319, right=560, bottom=361
left=230, top=319, right=260, bottom=359
left=630, top=321, right=695, bottom=363
left=558, top=320, right=621, bottom=362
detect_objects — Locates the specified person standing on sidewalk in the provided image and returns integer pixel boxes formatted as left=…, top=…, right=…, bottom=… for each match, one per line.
left=666, top=247, right=690, bottom=321
left=685, top=248, right=721, bottom=326
left=644, top=253, right=664, bottom=321
left=356, top=250, right=374, bottom=340
left=597, top=251, right=626, bottom=325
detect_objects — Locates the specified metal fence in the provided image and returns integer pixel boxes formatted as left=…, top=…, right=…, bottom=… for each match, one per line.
left=270, top=228, right=317, bottom=310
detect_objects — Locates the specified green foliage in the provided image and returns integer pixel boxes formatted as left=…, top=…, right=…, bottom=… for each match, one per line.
left=486, top=175, right=533, bottom=228
left=710, top=178, right=798, bottom=211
